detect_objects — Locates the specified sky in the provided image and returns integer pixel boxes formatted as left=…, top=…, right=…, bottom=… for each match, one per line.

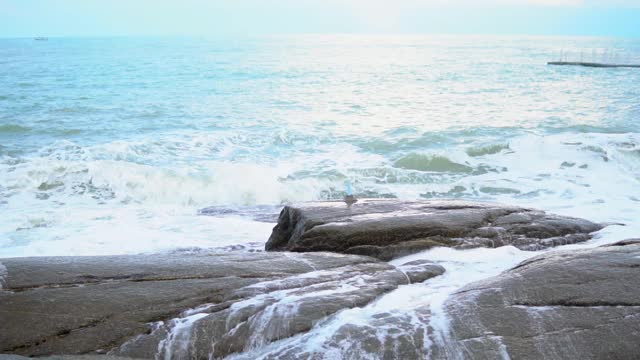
left=0, top=0, right=639, bottom=38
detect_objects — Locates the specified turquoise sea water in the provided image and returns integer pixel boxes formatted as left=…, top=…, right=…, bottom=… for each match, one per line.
left=1, top=35, right=640, bottom=257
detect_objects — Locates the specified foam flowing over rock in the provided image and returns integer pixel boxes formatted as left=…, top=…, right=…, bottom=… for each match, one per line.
left=237, top=240, right=640, bottom=360
left=266, top=199, right=604, bottom=260
left=0, top=261, right=7, bottom=289
left=0, top=251, right=443, bottom=358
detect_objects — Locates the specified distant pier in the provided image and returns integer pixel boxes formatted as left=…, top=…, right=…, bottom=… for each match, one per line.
left=548, top=61, right=640, bottom=69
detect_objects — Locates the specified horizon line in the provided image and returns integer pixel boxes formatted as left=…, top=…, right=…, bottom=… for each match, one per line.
left=2, top=32, right=639, bottom=40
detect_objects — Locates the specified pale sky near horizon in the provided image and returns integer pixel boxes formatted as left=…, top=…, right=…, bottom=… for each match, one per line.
left=1, top=0, right=639, bottom=38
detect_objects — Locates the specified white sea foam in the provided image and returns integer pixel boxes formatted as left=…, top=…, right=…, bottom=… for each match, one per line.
left=2, top=131, right=639, bottom=258
left=0, top=261, right=7, bottom=289
left=157, top=312, right=210, bottom=360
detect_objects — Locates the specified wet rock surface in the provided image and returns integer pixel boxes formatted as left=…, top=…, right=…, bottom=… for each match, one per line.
left=397, top=260, right=446, bottom=284
left=240, top=240, right=640, bottom=360
left=440, top=239, right=640, bottom=360
left=265, top=199, right=604, bottom=260
left=233, top=308, right=434, bottom=360
left=0, top=251, right=442, bottom=358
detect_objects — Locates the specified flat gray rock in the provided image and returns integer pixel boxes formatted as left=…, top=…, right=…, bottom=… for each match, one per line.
left=0, top=251, right=443, bottom=358
left=265, top=199, right=604, bottom=260
left=440, top=239, right=640, bottom=360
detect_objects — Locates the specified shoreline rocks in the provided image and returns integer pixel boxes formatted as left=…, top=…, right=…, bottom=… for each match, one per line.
left=439, top=239, right=640, bottom=359
left=0, top=251, right=443, bottom=358
left=241, top=240, right=640, bottom=359
left=2, top=201, right=636, bottom=360
left=266, top=199, right=604, bottom=260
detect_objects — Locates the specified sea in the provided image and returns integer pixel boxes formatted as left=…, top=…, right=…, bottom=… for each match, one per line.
left=3, top=34, right=640, bottom=358
left=1, top=35, right=639, bottom=260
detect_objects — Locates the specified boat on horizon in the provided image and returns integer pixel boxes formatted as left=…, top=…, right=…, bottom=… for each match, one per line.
left=34, top=37, right=48, bottom=41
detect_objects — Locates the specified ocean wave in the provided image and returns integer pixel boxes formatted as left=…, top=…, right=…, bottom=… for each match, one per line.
left=0, top=144, right=24, bottom=158
left=354, top=127, right=524, bottom=155
left=478, top=186, right=521, bottom=195
left=0, top=124, right=31, bottom=134
left=5, top=130, right=639, bottom=207
left=393, top=154, right=473, bottom=173
left=2, top=155, right=329, bottom=207
left=355, top=132, right=454, bottom=154
left=547, top=124, right=638, bottom=134
left=354, top=125, right=638, bottom=159
left=465, top=143, right=510, bottom=157
left=0, top=125, right=87, bottom=138
left=51, top=106, right=103, bottom=114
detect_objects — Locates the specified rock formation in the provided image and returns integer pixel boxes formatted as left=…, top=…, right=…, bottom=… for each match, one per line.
left=440, top=239, right=640, bottom=360
left=0, top=252, right=442, bottom=358
left=266, top=199, right=604, bottom=260
left=2, top=201, right=636, bottom=360
left=244, top=240, right=640, bottom=359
